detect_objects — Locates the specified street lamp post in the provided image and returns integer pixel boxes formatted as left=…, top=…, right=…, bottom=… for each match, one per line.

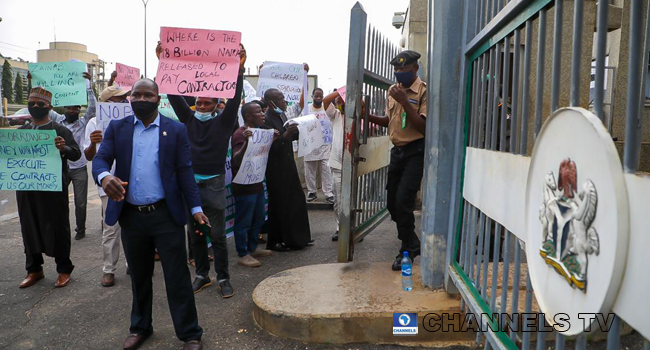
left=142, top=0, right=149, bottom=78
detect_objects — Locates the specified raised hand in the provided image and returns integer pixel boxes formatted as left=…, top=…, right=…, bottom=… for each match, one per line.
left=54, top=136, right=66, bottom=152
left=89, top=130, right=103, bottom=144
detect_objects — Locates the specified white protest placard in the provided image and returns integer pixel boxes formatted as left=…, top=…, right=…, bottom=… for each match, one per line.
left=95, top=102, right=132, bottom=133
left=233, top=128, right=275, bottom=185
left=257, top=61, right=304, bottom=102
left=300, top=68, right=309, bottom=116
left=285, top=115, right=324, bottom=157
left=314, top=110, right=333, bottom=145
left=243, top=79, right=258, bottom=103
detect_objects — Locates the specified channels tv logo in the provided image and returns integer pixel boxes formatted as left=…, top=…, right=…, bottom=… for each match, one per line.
left=393, top=313, right=418, bottom=335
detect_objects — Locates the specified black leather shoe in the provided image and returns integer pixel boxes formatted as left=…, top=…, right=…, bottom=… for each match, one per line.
left=219, top=280, right=234, bottom=298
left=391, top=255, right=403, bottom=271
left=123, top=333, right=150, bottom=350
left=192, top=277, right=211, bottom=294
left=307, top=239, right=315, bottom=246
left=74, top=231, right=86, bottom=240
left=332, top=231, right=339, bottom=241
left=268, top=243, right=290, bottom=252
left=183, top=340, right=202, bottom=350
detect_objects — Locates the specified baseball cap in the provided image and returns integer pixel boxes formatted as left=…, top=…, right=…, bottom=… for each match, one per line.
left=99, top=85, right=130, bottom=102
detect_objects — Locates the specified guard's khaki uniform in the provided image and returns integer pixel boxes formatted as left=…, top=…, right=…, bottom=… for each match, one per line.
left=386, top=76, right=427, bottom=259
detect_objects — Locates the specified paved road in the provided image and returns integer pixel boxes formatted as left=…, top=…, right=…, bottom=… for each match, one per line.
left=0, top=181, right=467, bottom=350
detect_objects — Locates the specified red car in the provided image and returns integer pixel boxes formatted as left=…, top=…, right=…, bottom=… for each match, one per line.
left=6, top=108, right=32, bottom=126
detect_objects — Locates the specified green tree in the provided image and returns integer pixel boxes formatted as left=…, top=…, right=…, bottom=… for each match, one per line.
left=14, top=74, right=24, bottom=104
left=1, top=60, right=13, bottom=103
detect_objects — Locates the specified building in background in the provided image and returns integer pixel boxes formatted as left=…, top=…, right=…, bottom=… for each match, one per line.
left=37, top=42, right=107, bottom=94
left=397, top=0, right=428, bottom=80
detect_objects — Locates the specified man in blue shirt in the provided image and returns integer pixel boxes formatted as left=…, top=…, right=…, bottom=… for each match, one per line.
left=92, top=79, right=207, bottom=350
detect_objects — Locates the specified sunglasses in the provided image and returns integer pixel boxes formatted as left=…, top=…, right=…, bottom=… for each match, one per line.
left=28, top=101, right=48, bottom=108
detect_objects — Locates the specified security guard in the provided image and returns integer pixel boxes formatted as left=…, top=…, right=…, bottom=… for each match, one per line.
left=367, top=50, right=426, bottom=271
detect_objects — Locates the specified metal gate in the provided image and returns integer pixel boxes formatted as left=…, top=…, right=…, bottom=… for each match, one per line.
left=448, top=0, right=650, bottom=349
left=338, top=3, right=398, bottom=262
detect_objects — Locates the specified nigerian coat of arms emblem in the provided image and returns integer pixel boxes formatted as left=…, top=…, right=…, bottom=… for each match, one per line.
left=538, top=158, right=600, bottom=292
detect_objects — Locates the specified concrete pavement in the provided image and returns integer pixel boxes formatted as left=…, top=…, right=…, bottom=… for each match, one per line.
left=0, top=183, right=473, bottom=350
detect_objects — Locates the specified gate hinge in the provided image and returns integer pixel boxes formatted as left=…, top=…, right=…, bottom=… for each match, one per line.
left=352, top=208, right=363, bottom=213
left=355, top=156, right=366, bottom=163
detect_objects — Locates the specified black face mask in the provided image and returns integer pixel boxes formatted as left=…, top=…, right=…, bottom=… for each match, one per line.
left=130, top=101, right=158, bottom=118
left=28, top=106, right=50, bottom=120
left=313, top=100, right=323, bottom=107
left=64, top=112, right=79, bottom=123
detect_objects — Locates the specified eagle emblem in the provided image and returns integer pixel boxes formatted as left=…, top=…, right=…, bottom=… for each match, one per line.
left=539, top=159, right=600, bottom=292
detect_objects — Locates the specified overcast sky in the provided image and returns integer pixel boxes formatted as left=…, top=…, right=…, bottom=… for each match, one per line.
left=0, top=0, right=408, bottom=93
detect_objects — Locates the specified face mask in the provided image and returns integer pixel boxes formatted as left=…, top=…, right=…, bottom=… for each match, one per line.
left=130, top=100, right=158, bottom=118
left=64, top=112, right=79, bottom=123
left=28, top=106, right=50, bottom=120
left=394, top=70, right=415, bottom=85
left=269, top=101, right=283, bottom=115
left=194, top=110, right=216, bottom=122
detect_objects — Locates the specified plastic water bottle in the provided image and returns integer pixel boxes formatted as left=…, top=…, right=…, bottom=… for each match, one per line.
left=401, top=251, right=413, bottom=291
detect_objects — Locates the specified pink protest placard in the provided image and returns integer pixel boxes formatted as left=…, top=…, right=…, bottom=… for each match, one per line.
left=338, top=86, right=347, bottom=102
left=115, top=63, right=140, bottom=92
left=156, top=26, right=241, bottom=98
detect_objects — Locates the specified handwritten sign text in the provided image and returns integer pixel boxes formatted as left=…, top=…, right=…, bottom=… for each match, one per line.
left=156, top=27, right=242, bottom=99
left=257, top=61, right=304, bottom=102
left=0, top=130, right=62, bottom=191
left=285, top=115, right=324, bottom=157
left=115, top=63, right=140, bottom=91
left=95, top=102, right=132, bottom=133
left=233, top=128, right=275, bottom=185
left=28, top=62, right=87, bottom=107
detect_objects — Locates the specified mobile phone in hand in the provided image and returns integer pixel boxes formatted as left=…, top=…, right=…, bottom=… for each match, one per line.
left=194, top=220, right=211, bottom=237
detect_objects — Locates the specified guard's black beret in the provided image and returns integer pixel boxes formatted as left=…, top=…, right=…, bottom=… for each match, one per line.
left=390, top=50, right=421, bottom=67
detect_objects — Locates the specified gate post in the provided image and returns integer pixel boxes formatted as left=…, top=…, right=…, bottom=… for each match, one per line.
left=338, top=2, right=366, bottom=262
left=420, top=0, right=467, bottom=290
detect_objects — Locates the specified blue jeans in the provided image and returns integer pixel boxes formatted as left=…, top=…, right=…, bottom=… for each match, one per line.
left=234, top=192, right=265, bottom=257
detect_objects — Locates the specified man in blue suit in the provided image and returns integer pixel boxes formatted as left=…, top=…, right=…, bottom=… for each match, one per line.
left=92, top=79, right=208, bottom=350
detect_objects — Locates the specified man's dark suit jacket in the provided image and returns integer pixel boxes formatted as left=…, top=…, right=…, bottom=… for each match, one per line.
left=92, top=114, right=201, bottom=227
